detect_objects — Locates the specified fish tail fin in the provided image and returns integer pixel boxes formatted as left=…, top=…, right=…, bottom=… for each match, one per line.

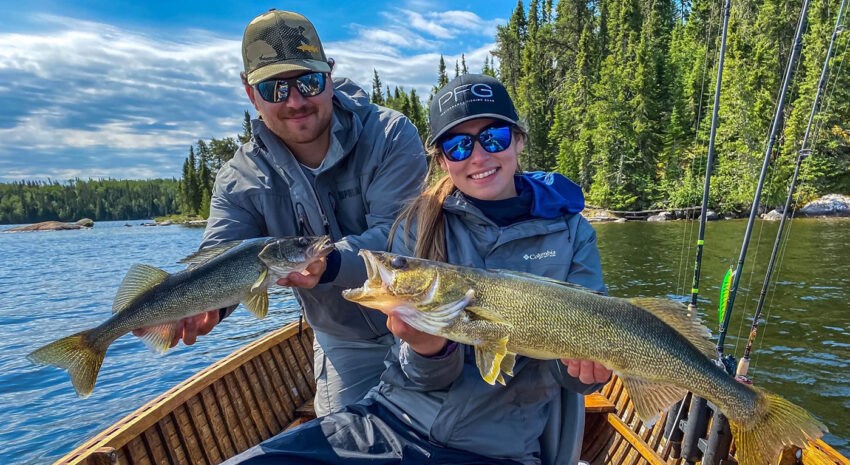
left=730, top=388, right=827, bottom=465
left=28, top=330, right=107, bottom=398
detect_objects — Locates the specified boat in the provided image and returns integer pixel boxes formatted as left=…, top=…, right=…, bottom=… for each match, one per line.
left=53, top=320, right=848, bottom=465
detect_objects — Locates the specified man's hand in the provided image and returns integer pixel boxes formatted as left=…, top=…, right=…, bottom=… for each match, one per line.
left=386, top=314, right=447, bottom=357
left=276, top=257, right=327, bottom=289
left=132, top=309, right=220, bottom=348
left=561, top=358, right=613, bottom=384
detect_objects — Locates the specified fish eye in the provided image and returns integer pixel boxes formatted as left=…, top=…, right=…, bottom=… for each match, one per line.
left=298, top=237, right=310, bottom=246
left=390, top=256, right=408, bottom=269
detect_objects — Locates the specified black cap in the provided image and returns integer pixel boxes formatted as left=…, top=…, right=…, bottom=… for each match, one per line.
left=428, top=74, right=520, bottom=145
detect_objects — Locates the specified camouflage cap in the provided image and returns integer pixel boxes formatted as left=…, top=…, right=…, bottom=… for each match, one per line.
left=242, top=10, right=331, bottom=85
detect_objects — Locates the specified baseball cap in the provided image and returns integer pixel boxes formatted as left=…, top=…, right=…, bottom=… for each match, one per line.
left=428, top=74, right=521, bottom=145
left=242, top=10, right=331, bottom=85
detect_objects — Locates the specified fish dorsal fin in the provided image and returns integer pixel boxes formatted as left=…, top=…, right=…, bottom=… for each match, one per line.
left=113, top=264, right=169, bottom=313
left=242, top=287, right=269, bottom=319
left=628, top=297, right=714, bottom=357
left=619, top=374, right=688, bottom=425
left=178, top=240, right=244, bottom=269
left=490, top=268, right=605, bottom=295
left=139, top=322, right=180, bottom=353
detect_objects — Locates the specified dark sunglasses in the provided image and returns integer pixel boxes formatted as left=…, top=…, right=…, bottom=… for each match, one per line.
left=439, top=124, right=513, bottom=162
left=255, top=72, right=327, bottom=103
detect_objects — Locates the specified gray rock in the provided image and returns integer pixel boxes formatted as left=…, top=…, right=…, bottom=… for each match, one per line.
left=800, top=194, right=850, bottom=217
left=648, top=211, right=676, bottom=222
left=4, top=221, right=86, bottom=232
left=698, top=210, right=719, bottom=221
left=763, top=209, right=784, bottom=221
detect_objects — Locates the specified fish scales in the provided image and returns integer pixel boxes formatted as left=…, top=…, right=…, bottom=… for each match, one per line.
left=342, top=250, right=826, bottom=465
left=29, top=236, right=333, bottom=397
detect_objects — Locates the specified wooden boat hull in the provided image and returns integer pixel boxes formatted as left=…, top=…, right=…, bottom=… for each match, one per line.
left=53, top=321, right=849, bottom=465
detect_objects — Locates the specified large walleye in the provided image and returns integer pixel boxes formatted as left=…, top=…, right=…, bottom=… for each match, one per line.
left=342, top=250, right=827, bottom=465
left=29, top=235, right=333, bottom=397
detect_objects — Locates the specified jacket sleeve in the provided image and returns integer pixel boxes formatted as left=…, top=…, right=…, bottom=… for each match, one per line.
left=201, top=160, right=266, bottom=248
left=565, top=216, right=607, bottom=295
left=330, top=116, right=427, bottom=289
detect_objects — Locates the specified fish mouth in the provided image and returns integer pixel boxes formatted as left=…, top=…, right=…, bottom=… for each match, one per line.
left=308, top=236, right=335, bottom=260
left=342, top=250, right=394, bottom=303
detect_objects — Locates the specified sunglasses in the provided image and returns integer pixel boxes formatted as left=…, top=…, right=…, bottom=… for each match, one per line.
left=255, top=72, right=327, bottom=103
left=439, top=124, right=513, bottom=162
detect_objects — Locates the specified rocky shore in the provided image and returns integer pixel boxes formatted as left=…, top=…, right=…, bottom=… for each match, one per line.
left=585, top=194, right=850, bottom=223
left=3, top=218, right=94, bottom=232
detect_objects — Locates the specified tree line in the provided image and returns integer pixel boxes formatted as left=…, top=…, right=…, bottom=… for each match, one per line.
left=4, top=0, right=847, bottom=224
left=486, top=0, right=849, bottom=211
left=0, top=179, right=179, bottom=225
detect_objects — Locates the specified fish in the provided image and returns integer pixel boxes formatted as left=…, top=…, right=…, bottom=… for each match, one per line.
left=341, top=250, right=827, bottom=465
left=28, top=235, right=333, bottom=398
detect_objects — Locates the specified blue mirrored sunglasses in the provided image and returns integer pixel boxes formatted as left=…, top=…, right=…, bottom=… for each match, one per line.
left=438, top=124, right=513, bottom=162
left=255, top=72, right=327, bottom=103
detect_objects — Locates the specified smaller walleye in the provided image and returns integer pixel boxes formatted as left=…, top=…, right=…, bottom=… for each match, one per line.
left=342, top=250, right=826, bottom=465
left=29, top=235, right=333, bottom=397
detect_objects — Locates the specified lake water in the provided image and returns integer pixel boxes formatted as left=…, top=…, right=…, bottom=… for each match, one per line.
left=0, top=218, right=847, bottom=464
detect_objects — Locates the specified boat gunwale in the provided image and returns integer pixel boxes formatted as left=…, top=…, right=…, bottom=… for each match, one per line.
left=53, top=321, right=312, bottom=465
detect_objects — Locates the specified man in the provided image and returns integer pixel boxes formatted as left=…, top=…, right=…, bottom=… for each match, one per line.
left=150, top=9, right=427, bottom=416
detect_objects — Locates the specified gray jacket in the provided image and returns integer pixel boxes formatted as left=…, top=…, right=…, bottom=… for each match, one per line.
left=203, top=78, right=428, bottom=340
left=372, top=188, right=606, bottom=464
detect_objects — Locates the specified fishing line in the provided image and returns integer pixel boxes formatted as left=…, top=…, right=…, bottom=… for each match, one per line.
left=715, top=0, right=812, bottom=362
left=752, top=1, right=848, bottom=375
left=675, top=2, right=719, bottom=298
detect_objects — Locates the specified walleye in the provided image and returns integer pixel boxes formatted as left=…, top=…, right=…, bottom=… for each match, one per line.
left=29, top=235, right=333, bottom=397
left=342, top=250, right=827, bottom=465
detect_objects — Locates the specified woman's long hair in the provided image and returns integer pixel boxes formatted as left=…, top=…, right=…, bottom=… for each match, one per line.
left=389, top=148, right=455, bottom=262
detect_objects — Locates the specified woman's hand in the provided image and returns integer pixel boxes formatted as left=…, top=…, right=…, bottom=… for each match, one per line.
left=561, top=358, right=612, bottom=384
left=386, top=314, right=447, bottom=357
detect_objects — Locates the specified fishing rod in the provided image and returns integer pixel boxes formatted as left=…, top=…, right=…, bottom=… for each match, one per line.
left=714, top=0, right=812, bottom=365
left=687, top=0, right=732, bottom=317
left=736, top=0, right=847, bottom=379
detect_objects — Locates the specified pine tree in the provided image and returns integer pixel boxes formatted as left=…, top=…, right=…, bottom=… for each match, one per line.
left=461, top=54, right=469, bottom=74
left=495, top=0, right=528, bottom=99
left=482, top=56, right=497, bottom=77
left=238, top=110, right=252, bottom=144
left=371, top=69, right=385, bottom=104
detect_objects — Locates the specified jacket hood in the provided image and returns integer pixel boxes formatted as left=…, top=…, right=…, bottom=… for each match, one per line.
left=522, top=171, right=585, bottom=218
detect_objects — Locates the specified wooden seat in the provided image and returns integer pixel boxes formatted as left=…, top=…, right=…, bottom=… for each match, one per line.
left=585, top=392, right=616, bottom=413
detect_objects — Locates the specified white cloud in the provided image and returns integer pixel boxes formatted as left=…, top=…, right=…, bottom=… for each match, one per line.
left=0, top=7, right=506, bottom=181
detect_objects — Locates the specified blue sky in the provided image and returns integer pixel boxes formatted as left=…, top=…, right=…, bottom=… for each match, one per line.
left=0, top=0, right=517, bottom=182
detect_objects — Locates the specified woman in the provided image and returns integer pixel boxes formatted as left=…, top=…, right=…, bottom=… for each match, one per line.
left=225, top=74, right=612, bottom=465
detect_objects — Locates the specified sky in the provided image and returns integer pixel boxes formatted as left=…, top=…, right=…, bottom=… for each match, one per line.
left=0, top=0, right=518, bottom=182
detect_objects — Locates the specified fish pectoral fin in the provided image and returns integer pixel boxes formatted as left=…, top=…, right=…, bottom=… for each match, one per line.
left=140, top=322, right=180, bottom=354
left=178, top=240, right=244, bottom=269
left=620, top=374, right=688, bottom=425
left=451, top=318, right=514, bottom=385
left=475, top=336, right=510, bottom=385
left=463, top=305, right=509, bottom=324
left=242, top=288, right=269, bottom=319
left=500, top=352, right=516, bottom=377
left=113, top=264, right=170, bottom=313
left=251, top=268, right=268, bottom=292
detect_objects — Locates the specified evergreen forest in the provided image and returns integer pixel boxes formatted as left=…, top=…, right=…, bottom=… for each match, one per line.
left=2, top=0, right=847, bottom=224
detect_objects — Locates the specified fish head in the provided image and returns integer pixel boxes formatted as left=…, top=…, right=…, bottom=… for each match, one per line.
left=258, top=235, right=334, bottom=275
left=342, top=250, right=475, bottom=318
